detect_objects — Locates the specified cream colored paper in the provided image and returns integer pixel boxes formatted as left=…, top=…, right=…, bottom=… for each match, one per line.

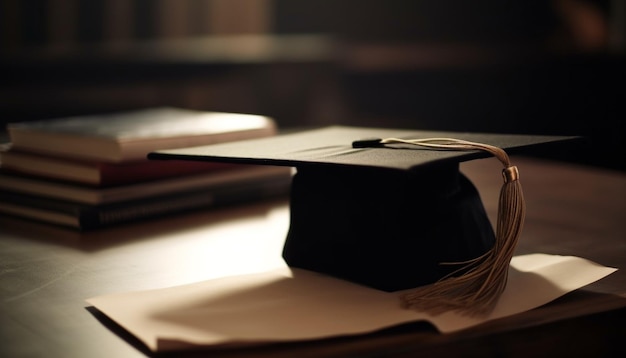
left=87, top=253, right=616, bottom=351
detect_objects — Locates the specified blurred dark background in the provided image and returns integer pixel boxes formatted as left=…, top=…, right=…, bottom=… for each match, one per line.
left=1, top=0, right=624, bottom=170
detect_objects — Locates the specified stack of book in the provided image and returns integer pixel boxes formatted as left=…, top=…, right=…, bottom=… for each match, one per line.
left=0, top=107, right=291, bottom=230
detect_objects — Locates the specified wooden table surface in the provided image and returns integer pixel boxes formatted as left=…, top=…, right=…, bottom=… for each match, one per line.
left=1, top=156, right=625, bottom=357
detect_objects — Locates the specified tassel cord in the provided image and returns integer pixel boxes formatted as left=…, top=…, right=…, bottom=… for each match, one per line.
left=382, top=137, right=526, bottom=316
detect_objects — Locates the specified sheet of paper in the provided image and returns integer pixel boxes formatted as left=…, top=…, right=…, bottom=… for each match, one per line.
left=86, top=253, right=616, bottom=351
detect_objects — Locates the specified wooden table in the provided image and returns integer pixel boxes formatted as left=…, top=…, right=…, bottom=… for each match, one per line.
left=1, top=157, right=625, bottom=357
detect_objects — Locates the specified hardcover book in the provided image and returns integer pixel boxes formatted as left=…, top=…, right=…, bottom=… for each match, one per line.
left=0, top=147, right=237, bottom=186
left=0, top=171, right=291, bottom=230
left=6, top=107, right=277, bottom=162
left=0, top=166, right=291, bottom=205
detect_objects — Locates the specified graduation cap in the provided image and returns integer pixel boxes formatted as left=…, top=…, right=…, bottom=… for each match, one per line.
left=149, top=126, right=578, bottom=316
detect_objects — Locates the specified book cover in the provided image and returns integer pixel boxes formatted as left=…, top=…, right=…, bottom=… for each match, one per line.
left=0, top=174, right=291, bottom=230
left=0, top=147, right=238, bottom=186
left=6, top=107, right=277, bottom=162
left=0, top=166, right=291, bottom=205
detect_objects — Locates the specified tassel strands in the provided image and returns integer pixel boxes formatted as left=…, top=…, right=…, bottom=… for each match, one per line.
left=380, top=137, right=526, bottom=316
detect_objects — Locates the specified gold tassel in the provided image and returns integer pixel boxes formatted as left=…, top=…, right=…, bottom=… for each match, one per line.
left=379, top=138, right=526, bottom=316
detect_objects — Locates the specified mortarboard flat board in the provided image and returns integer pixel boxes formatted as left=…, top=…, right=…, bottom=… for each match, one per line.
left=149, top=126, right=580, bottom=315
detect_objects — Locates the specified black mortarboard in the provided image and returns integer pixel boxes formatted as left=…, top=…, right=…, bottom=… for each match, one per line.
left=149, top=126, right=578, bottom=315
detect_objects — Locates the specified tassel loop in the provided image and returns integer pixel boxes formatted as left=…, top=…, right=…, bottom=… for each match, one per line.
left=503, top=166, right=520, bottom=183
